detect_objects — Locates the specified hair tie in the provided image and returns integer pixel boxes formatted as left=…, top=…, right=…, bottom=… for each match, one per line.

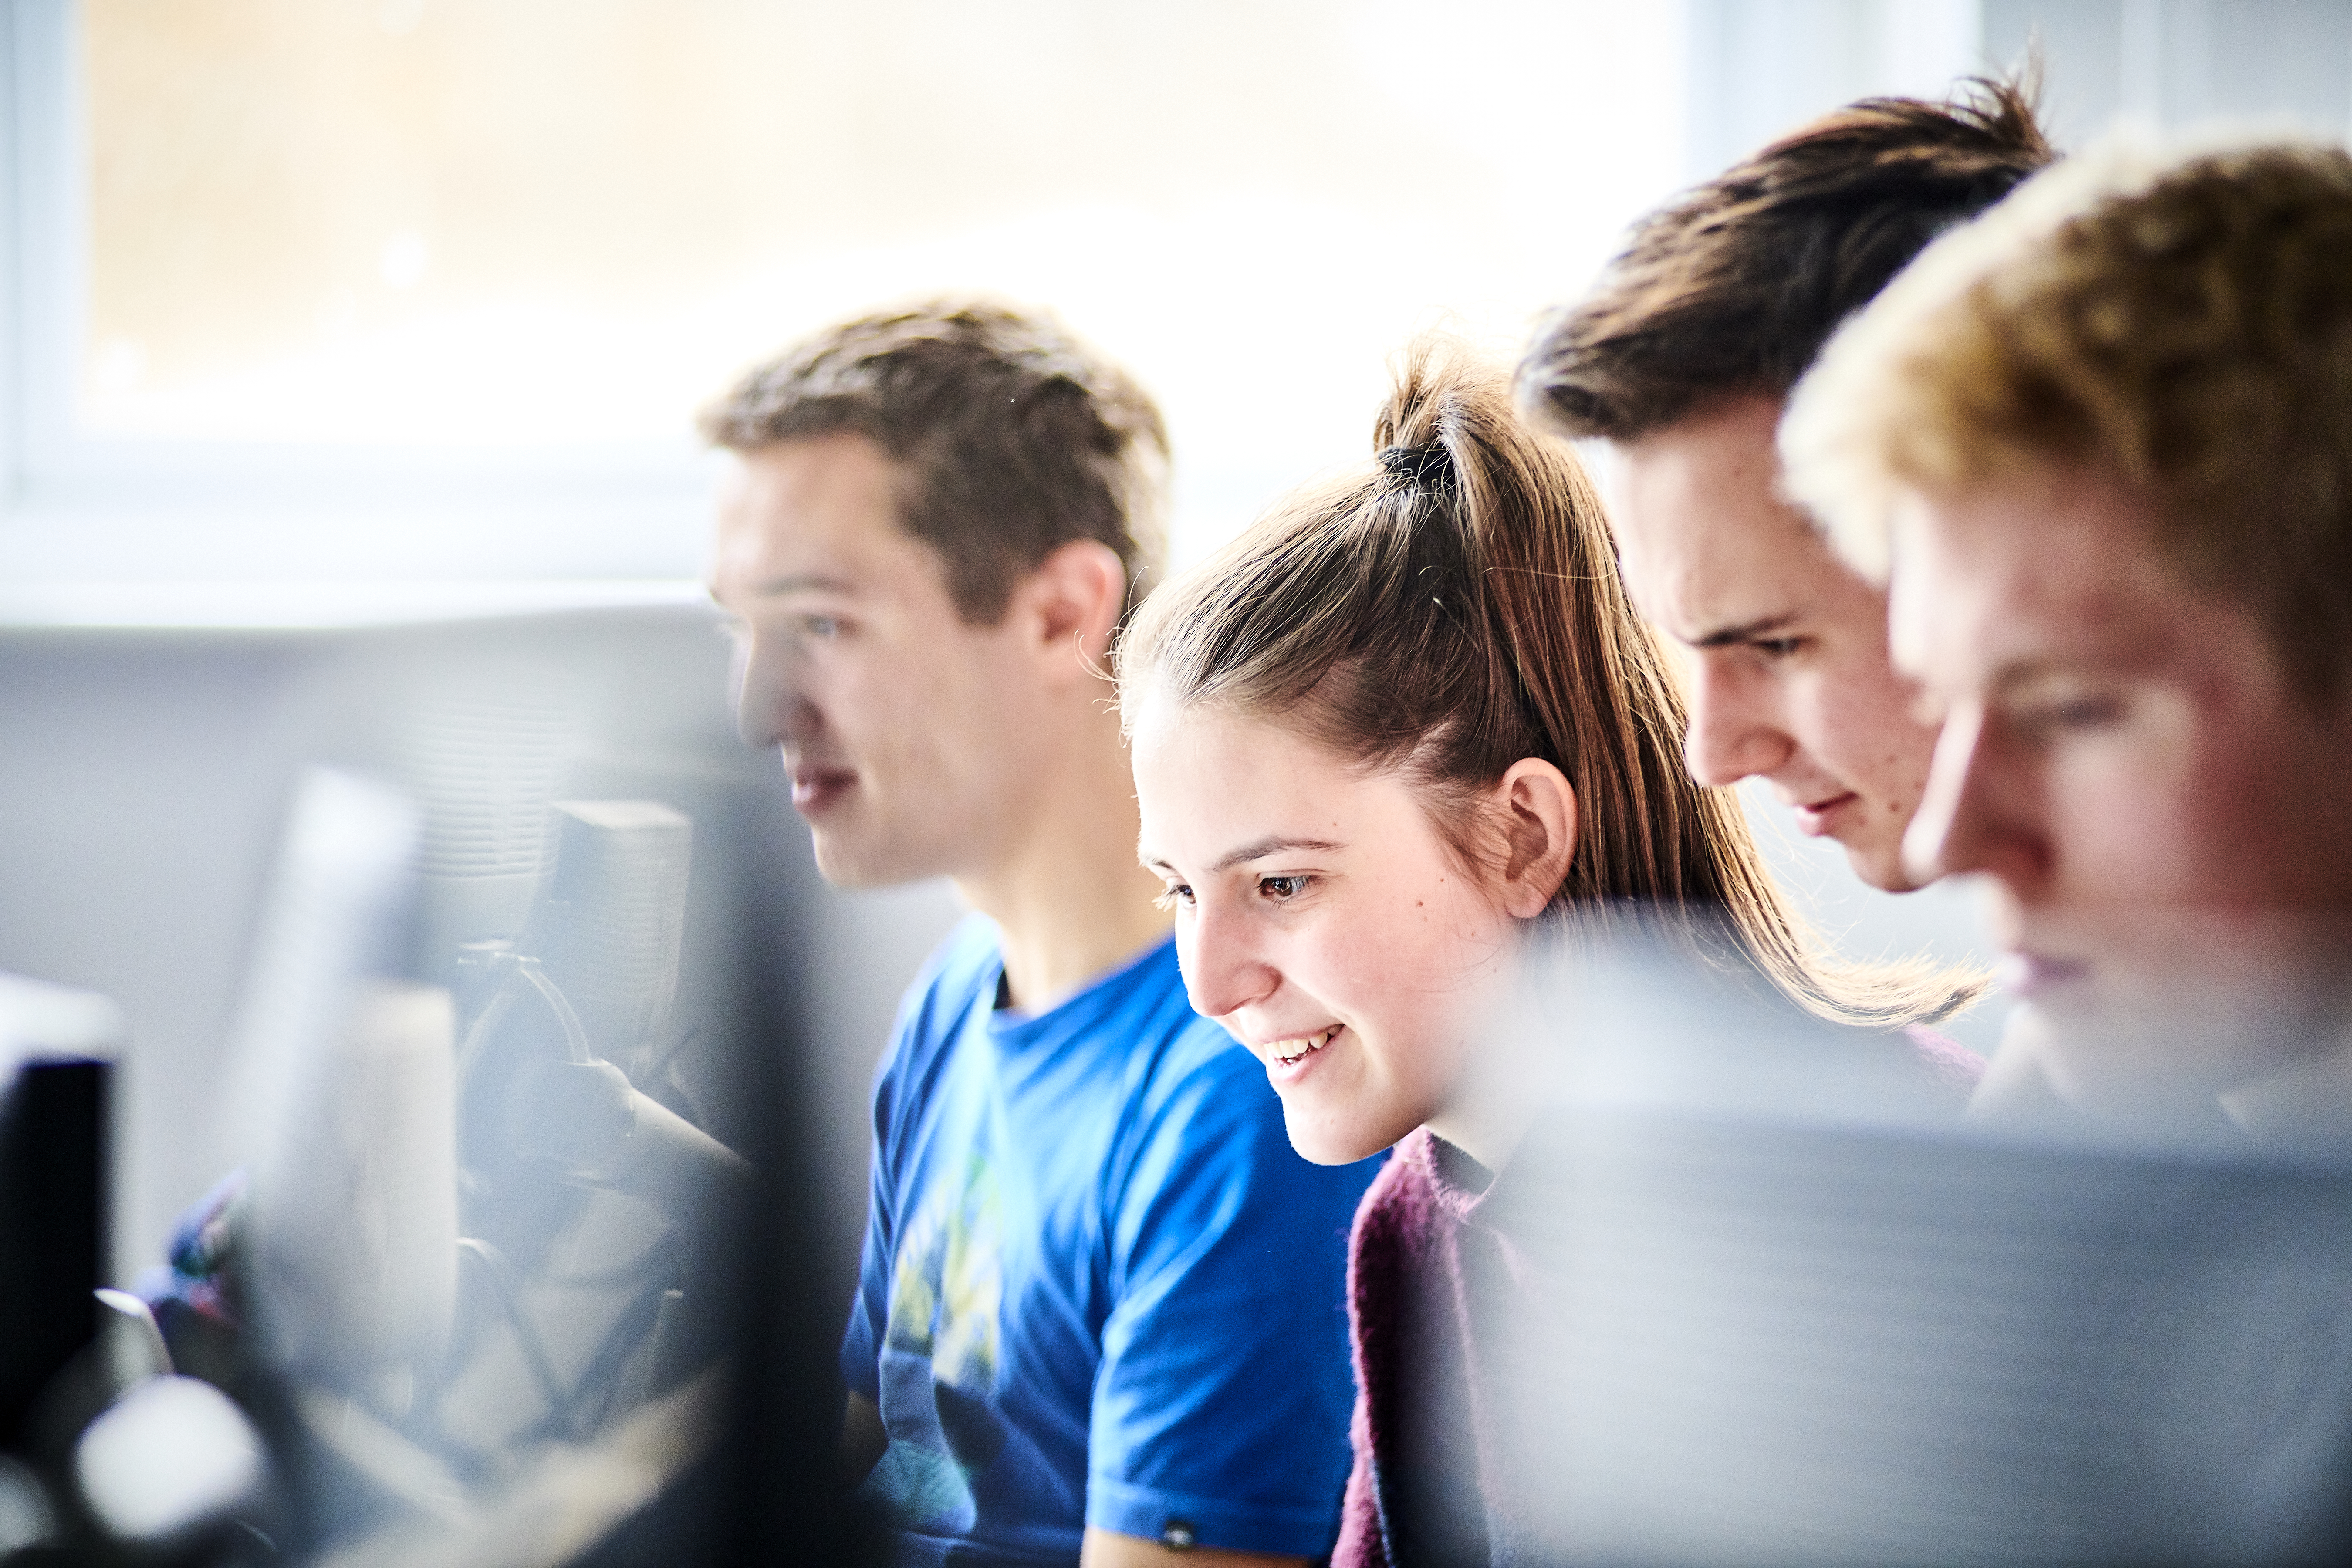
left=1378, top=440, right=1456, bottom=493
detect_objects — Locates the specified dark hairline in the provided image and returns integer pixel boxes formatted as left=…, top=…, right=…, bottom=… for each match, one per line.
left=1521, top=74, right=2054, bottom=444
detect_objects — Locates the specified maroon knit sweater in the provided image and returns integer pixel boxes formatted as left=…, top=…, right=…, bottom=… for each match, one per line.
left=1330, top=1026, right=1984, bottom=1568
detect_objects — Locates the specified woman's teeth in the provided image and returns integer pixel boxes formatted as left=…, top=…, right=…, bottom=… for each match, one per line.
left=1272, top=1027, right=1338, bottom=1066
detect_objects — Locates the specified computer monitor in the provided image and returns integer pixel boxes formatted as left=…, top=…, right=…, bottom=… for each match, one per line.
left=2, top=603, right=868, bottom=1562
left=0, top=976, right=118, bottom=1460
left=1480, top=941, right=2352, bottom=1567
left=206, top=644, right=858, bottom=1564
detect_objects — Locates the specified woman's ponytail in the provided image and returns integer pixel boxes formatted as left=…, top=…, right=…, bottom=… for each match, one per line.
left=1122, top=338, right=1982, bottom=1028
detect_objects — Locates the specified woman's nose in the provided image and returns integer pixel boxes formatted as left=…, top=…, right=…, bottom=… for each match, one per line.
left=1178, top=898, right=1280, bottom=1021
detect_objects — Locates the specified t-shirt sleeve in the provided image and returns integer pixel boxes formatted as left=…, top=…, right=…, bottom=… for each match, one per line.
left=1085, top=1045, right=1379, bottom=1556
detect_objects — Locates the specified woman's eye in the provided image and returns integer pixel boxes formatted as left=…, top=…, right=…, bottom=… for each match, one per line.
left=1152, top=883, right=1194, bottom=912
left=1258, top=874, right=1310, bottom=901
left=1753, top=636, right=1807, bottom=659
left=801, top=615, right=843, bottom=640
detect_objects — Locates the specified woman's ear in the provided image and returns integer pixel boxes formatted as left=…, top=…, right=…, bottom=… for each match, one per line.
left=1490, top=759, right=1578, bottom=919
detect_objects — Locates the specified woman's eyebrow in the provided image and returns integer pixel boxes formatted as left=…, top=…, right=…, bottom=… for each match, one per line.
left=1211, top=836, right=1343, bottom=872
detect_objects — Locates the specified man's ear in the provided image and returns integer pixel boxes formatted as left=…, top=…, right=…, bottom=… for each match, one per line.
left=1490, top=759, right=1578, bottom=919
left=1016, top=538, right=1128, bottom=679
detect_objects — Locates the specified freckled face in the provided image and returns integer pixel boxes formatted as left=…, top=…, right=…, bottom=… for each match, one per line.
left=1613, top=395, right=1936, bottom=891
left=1131, top=695, right=1521, bottom=1164
left=1891, top=466, right=2352, bottom=1102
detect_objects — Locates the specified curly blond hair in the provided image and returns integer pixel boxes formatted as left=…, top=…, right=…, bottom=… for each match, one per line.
left=1783, top=134, right=2352, bottom=699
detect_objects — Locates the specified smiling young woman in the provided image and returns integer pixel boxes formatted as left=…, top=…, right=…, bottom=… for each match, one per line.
left=1119, top=340, right=1981, bottom=1567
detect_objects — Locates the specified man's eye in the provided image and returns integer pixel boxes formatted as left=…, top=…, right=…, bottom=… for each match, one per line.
left=801, top=615, right=843, bottom=640
left=2026, top=695, right=2125, bottom=733
left=2002, top=689, right=2125, bottom=743
left=1258, top=875, right=1310, bottom=901
left=1752, top=636, right=1806, bottom=659
left=1152, top=883, right=1194, bottom=912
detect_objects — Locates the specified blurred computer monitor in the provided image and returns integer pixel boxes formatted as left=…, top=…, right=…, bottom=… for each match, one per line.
left=0, top=976, right=117, bottom=1461
left=203, top=640, right=857, bottom=1565
left=1480, top=940, right=2352, bottom=1567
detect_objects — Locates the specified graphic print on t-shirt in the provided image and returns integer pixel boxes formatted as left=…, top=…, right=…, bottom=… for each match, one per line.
left=862, top=1146, right=1009, bottom=1533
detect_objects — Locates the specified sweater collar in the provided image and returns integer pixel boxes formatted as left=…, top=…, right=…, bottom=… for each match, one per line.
left=1417, top=1129, right=1497, bottom=1221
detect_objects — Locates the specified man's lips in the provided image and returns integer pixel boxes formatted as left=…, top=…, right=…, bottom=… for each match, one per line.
left=788, top=764, right=857, bottom=814
left=1997, top=950, right=2092, bottom=998
left=1788, top=791, right=1859, bottom=837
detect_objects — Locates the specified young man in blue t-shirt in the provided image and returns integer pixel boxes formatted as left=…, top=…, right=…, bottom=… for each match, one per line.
left=704, top=300, right=1379, bottom=1567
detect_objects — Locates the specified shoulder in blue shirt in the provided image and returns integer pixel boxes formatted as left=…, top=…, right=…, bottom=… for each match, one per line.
left=844, top=916, right=1381, bottom=1565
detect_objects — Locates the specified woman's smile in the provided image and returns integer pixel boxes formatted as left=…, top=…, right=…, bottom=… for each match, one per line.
left=1133, top=697, right=1531, bottom=1163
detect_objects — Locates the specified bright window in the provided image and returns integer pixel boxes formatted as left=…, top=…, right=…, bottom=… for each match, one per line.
left=56, top=0, right=1690, bottom=579
left=9, top=0, right=2344, bottom=591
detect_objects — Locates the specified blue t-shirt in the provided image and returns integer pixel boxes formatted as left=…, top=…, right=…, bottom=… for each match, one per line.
left=842, top=917, right=1380, bottom=1565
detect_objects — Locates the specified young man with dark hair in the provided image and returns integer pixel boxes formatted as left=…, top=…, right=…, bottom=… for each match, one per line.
left=1518, top=78, right=2052, bottom=892
left=705, top=300, right=1375, bottom=1566
left=1783, top=137, right=2352, bottom=1128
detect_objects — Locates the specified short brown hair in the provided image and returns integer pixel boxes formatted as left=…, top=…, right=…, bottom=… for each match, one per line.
left=1120, top=340, right=1980, bottom=1030
left=1783, top=136, right=2352, bottom=700
left=1518, top=75, right=2052, bottom=441
left=700, top=298, right=1170, bottom=625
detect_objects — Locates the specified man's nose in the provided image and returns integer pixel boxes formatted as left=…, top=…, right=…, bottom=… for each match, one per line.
left=733, top=634, right=818, bottom=752
left=1179, top=898, right=1279, bottom=1021
left=1902, top=699, right=2048, bottom=895
left=1682, top=657, right=1797, bottom=788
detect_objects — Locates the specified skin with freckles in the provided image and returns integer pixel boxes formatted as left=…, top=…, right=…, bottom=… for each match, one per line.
left=1891, top=465, right=2352, bottom=1115
left=1612, top=395, right=1935, bottom=891
left=1131, top=694, right=1575, bottom=1167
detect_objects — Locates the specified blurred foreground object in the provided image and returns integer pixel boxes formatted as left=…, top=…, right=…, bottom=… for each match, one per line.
left=0, top=974, right=116, bottom=1461
left=214, top=769, right=764, bottom=1561
left=0, top=976, right=118, bottom=1556
left=3, top=603, right=870, bottom=1562
left=0, top=978, right=274, bottom=1559
left=1476, top=936, right=2352, bottom=1565
left=74, top=1374, right=264, bottom=1546
left=228, top=773, right=454, bottom=1388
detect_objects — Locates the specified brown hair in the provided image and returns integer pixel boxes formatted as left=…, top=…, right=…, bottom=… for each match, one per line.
left=1121, top=341, right=1977, bottom=1028
left=1518, top=74, right=2053, bottom=442
left=1784, top=136, right=2352, bottom=702
left=700, top=297, right=1170, bottom=625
